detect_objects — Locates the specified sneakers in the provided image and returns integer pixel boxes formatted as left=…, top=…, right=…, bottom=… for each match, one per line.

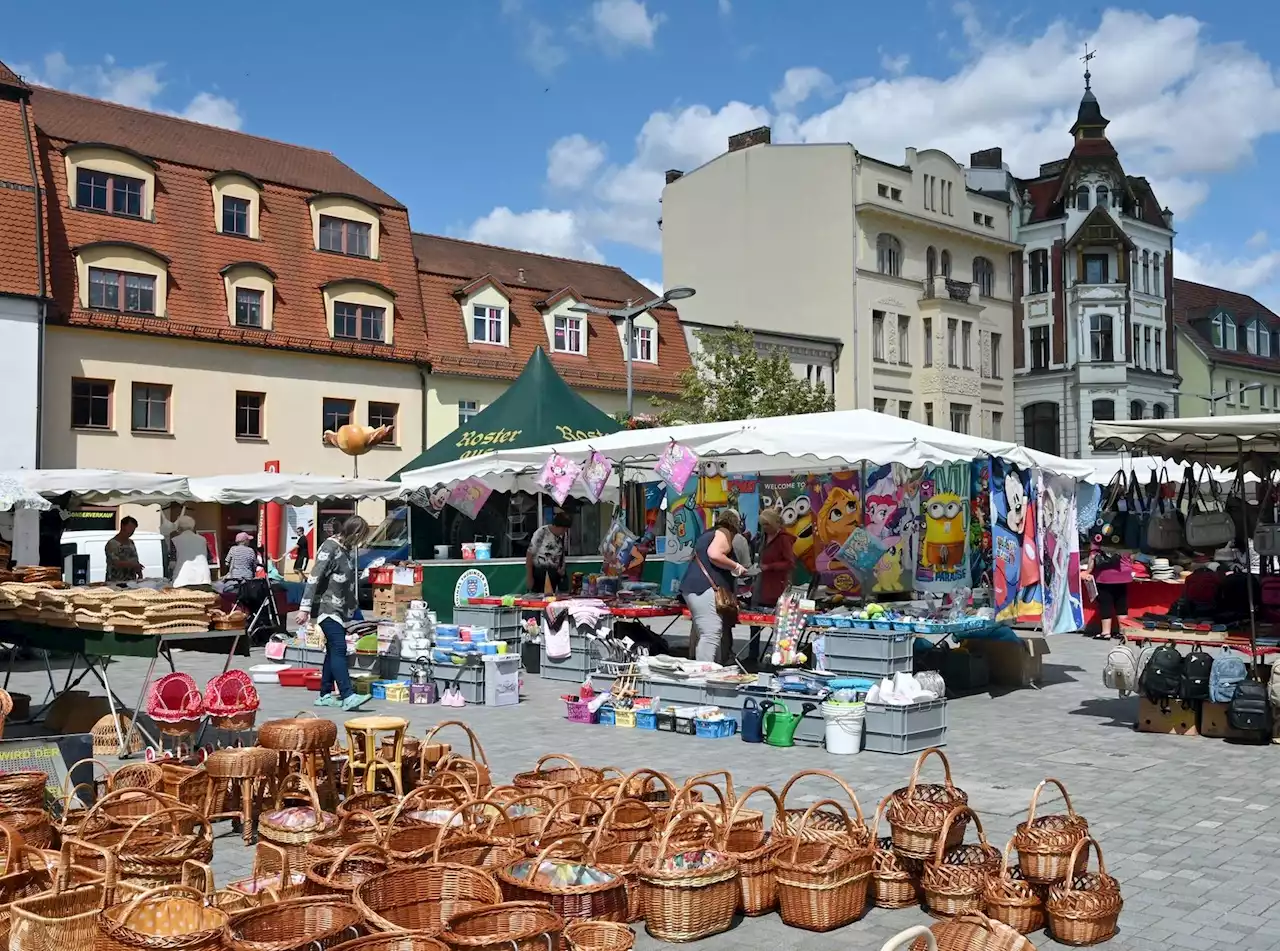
left=341, top=693, right=369, bottom=711
left=314, top=694, right=340, bottom=708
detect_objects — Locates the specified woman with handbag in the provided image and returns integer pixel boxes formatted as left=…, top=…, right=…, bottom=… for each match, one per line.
left=680, top=510, right=747, bottom=664
left=1082, top=531, right=1132, bottom=641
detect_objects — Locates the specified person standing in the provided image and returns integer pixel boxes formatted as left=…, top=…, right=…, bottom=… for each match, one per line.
left=748, top=507, right=796, bottom=665
left=104, top=516, right=144, bottom=583
left=293, top=531, right=310, bottom=576
left=297, top=516, right=369, bottom=710
left=525, top=511, right=572, bottom=593
left=680, top=511, right=746, bottom=664
left=170, top=515, right=212, bottom=588
left=223, top=532, right=259, bottom=586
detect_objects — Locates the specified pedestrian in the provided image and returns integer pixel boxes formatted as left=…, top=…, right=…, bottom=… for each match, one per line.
left=525, top=511, right=572, bottom=593
left=297, top=516, right=370, bottom=710
left=680, top=510, right=746, bottom=664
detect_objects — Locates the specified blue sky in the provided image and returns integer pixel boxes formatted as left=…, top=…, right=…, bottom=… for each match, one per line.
left=5, top=0, right=1280, bottom=302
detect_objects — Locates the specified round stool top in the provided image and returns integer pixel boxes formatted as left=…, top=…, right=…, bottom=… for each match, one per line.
left=345, top=716, right=409, bottom=732
left=206, top=746, right=277, bottom=778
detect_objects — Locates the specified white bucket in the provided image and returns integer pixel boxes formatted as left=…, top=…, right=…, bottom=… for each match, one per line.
left=434, top=545, right=451, bottom=559
left=822, top=701, right=865, bottom=755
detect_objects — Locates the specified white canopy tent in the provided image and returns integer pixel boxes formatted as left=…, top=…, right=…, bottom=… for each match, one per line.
left=1092, top=414, right=1280, bottom=471
left=0, top=469, right=197, bottom=505
left=187, top=474, right=408, bottom=505
left=1085, top=455, right=1249, bottom=487
left=400, top=409, right=1096, bottom=492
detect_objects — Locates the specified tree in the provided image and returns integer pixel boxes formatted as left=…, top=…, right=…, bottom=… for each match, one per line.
left=653, top=323, right=834, bottom=424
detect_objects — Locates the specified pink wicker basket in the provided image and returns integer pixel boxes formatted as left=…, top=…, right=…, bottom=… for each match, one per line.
left=147, top=672, right=205, bottom=735
left=205, top=670, right=260, bottom=730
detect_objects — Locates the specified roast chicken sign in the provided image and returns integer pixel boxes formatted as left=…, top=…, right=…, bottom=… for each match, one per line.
left=454, top=425, right=607, bottom=459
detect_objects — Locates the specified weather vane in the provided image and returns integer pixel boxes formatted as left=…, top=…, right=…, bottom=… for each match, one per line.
left=1082, top=44, right=1097, bottom=90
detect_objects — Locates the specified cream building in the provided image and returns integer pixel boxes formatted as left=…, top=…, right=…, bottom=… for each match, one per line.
left=1174, top=278, right=1280, bottom=418
left=661, top=127, right=1018, bottom=437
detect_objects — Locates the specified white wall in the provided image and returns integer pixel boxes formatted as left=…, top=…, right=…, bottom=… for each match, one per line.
left=0, top=297, right=40, bottom=470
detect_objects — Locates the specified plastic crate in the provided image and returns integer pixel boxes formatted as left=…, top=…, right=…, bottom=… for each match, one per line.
left=694, top=717, right=737, bottom=739
left=454, top=605, right=522, bottom=640
left=821, top=629, right=915, bottom=678
left=635, top=710, right=657, bottom=730
left=656, top=710, right=676, bottom=732
left=370, top=680, right=404, bottom=700
left=675, top=715, right=696, bottom=736
left=598, top=704, right=617, bottom=726
left=615, top=708, right=636, bottom=728
left=862, top=698, right=949, bottom=754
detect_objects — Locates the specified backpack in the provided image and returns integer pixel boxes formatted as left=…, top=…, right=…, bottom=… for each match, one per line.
left=1140, top=644, right=1184, bottom=701
left=1102, top=645, right=1139, bottom=696
left=1209, top=649, right=1247, bottom=703
left=1227, top=680, right=1272, bottom=732
left=1180, top=646, right=1214, bottom=702
left=1261, top=576, right=1280, bottom=609
left=1183, top=568, right=1223, bottom=608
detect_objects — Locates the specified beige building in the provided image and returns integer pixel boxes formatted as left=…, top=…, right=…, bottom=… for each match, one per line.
left=661, top=127, right=1018, bottom=438
left=1174, top=278, right=1280, bottom=418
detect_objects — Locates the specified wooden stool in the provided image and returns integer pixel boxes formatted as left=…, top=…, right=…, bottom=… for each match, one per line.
left=344, top=715, right=409, bottom=796
left=258, top=714, right=341, bottom=810
left=206, top=747, right=278, bottom=843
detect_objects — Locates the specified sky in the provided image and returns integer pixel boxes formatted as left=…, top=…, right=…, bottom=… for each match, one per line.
left=5, top=0, right=1280, bottom=304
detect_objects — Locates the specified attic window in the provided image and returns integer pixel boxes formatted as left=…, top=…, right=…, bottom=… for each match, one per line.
left=77, top=169, right=144, bottom=218
left=65, top=145, right=156, bottom=220
left=474, top=305, right=504, bottom=344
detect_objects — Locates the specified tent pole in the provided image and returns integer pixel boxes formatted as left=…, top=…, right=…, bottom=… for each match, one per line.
left=1240, top=436, right=1259, bottom=663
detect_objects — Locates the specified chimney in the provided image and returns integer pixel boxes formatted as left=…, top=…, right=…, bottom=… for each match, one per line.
left=1161, top=206, right=1174, bottom=229
left=517, top=268, right=526, bottom=284
left=970, top=147, right=1003, bottom=169
left=665, top=169, right=684, bottom=185
left=727, top=126, right=771, bottom=152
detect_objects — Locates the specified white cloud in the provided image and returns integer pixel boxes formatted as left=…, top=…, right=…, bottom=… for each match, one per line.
left=588, top=0, right=664, bottom=50
left=501, top=1, right=567, bottom=76
left=639, top=277, right=664, bottom=295
left=717, top=0, right=732, bottom=16
left=880, top=52, right=911, bottom=76
left=1247, top=230, right=1269, bottom=249
left=547, top=134, right=607, bottom=190
left=771, top=67, right=834, bottom=112
left=19, top=52, right=242, bottom=129
left=1178, top=245, right=1280, bottom=295
left=467, top=207, right=603, bottom=263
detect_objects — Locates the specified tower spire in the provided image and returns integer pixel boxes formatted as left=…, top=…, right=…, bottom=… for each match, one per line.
left=1081, top=44, right=1096, bottom=92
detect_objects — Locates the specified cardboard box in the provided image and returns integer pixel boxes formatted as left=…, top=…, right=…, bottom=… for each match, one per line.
left=372, top=582, right=420, bottom=602
left=1199, top=700, right=1253, bottom=739
left=1137, top=697, right=1198, bottom=736
left=372, top=589, right=413, bottom=621
left=967, top=635, right=1050, bottom=688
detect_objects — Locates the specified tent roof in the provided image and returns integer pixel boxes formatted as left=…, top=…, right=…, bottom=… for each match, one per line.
left=187, top=474, right=407, bottom=505
left=1, top=469, right=197, bottom=505
left=400, top=408, right=1094, bottom=492
left=1092, top=414, right=1280, bottom=470
left=390, top=347, right=619, bottom=479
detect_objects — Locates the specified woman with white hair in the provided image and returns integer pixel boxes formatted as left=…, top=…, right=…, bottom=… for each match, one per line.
left=170, top=514, right=212, bottom=588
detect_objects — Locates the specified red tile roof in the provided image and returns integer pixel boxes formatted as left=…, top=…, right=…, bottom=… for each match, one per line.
left=30, top=86, right=402, bottom=209
left=0, top=62, right=29, bottom=94
left=0, top=90, right=42, bottom=300
left=1175, top=277, right=1280, bottom=373
left=415, top=236, right=690, bottom=395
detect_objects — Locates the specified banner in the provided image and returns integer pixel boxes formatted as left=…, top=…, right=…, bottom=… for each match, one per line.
left=1038, top=470, right=1084, bottom=634
left=915, top=461, right=970, bottom=594
left=969, top=459, right=993, bottom=589
left=991, top=460, right=1040, bottom=622
left=808, top=470, right=861, bottom=594
left=862, top=463, right=922, bottom=595
left=285, top=504, right=316, bottom=565
left=726, top=474, right=759, bottom=536
left=760, top=474, right=813, bottom=576
left=659, top=475, right=701, bottom=596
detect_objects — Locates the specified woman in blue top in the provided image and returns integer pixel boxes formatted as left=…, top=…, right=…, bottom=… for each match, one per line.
left=679, top=510, right=746, bottom=663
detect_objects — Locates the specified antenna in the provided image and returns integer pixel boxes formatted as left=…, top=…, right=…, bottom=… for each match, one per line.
left=1081, top=44, right=1097, bottom=90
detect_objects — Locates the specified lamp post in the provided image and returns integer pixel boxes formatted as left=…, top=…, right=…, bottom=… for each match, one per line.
left=1197, top=383, right=1262, bottom=416
left=571, top=286, right=696, bottom=417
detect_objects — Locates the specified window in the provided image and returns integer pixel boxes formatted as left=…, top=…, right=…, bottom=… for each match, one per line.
left=333, top=302, right=385, bottom=342
left=991, top=333, right=1002, bottom=378
left=878, top=183, right=889, bottom=197
left=631, top=325, right=654, bottom=362
left=973, top=212, right=983, bottom=226
left=961, top=321, right=973, bottom=369
left=925, top=402, right=934, bottom=426
left=553, top=314, right=584, bottom=354
left=222, top=196, right=250, bottom=236
left=1153, top=403, right=1167, bottom=419
left=891, top=187, right=901, bottom=201
left=234, top=288, right=263, bottom=328
left=899, top=401, right=912, bottom=420
left=1154, top=330, right=1163, bottom=371
left=88, top=268, right=156, bottom=315
left=973, top=257, right=994, bottom=297
left=1096, top=184, right=1109, bottom=208
left=984, top=214, right=993, bottom=227
left=76, top=168, right=143, bottom=217
left=876, top=234, right=903, bottom=277
left=458, top=400, right=479, bottom=425
left=1242, top=383, right=1252, bottom=409
left=368, top=402, right=398, bottom=443
left=322, top=397, right=355, bottom=434
left=872, top=311, right=886, bottom=361
left=1024, top=402, right=1059, bottom=454
left=926, top=246, right=937, bottom=279
left=1075, top=185, right=1090, bottom=210
left=1264, top=387, right=1270, bottom=409
left=950, top=403, right=971, bottom=434
left=940, top=250, right=952, bottom=278
left=1132, top=324, right=1141, bottom=366
left=473, top=305, right=504, bottom=344
left=874, top=398, right=887, bottom=413
left=1030, top=325, right=1050, bottom=369
left=991, top=411, right=1003, bottom=439
left=1142, top=250, right=1150, bottom=294
left=318, top=215, right=372, bottom=257
left=1029, top=249, right=1049, bottom=293
left=1248, top=319, right=1262, bottom=355
left=1089, top=313, right=1114, bottom=361
left=1083, top=253, right=1109, bottom=284
left=1129, top=400, right=1144, bottom=421
left=1144, top=327, right=1152, bottom=368
left=1262, top=326, right=1272, bottom=357
left=131, top=383, right=170, bottom=433
left=947, top=318, right=959, bottom=367
left=923, top=318, right=933, bottom=366
left=1226, top=378, right=1236, bottom=404
left=898, top=315, right=911, bottom=365
left=71, top=378, right=111, bottom=429
left=1225, top=315, right=1237, bottom=350
left=235, top=391, right=264, bottom=439
left=1152, top=254, right=1161, bottom=295
left=1091, top=399, right=1115, bottom=422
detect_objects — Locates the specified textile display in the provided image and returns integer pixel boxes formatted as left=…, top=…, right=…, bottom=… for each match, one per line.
left=407, top=484, right=449, bottom=518
left=694, top=460, right=732, bottom=523
left=808, top=470, right=861, bottom=594
left=538, top=453, right=582, bottom=505
left=600, top=515, right=637, bottom=576
left=446, top=477, right=493, bottom=518
left=1038, top=471, right=1084, bottom=634
left=655, top=441, right=699, bottom=493
left=969, top=459, right=993, bottom=589
left=915, top=461, right=971, bottom=594
left=660, top=475, right=702, bottom=596
left=861, top=463, right=922, bottom=595
left=727, top=473, right=760, bottom=534
left=760, top=474, right=815, bottom=576
left=580, top=451, right=614, bottom=503
left=991, top=460, right=1040, bottom=622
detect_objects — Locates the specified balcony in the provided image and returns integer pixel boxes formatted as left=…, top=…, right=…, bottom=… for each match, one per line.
left=920, top=275, right=978, bottom=303
left=1068, top=282, right=1126, bottom=307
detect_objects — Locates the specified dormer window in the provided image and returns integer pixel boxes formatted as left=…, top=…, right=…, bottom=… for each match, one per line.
left=210, top=171, right=263, bottom=238
left=1247, top=319, right=1264, bottom=355
left=223, top=197, right=250, bottom=236
left=89, top=268, right=155, bottom=314
left=310, top=195, right=380, bottom=259
left=1075, top=185, right=1090, bottom=211
left=553, top=314, right=584, bottom=354
left=1096, top=184, right=1109, bottom=208
left=74, top=241, right=169, bottom=318
left=474, top=305, right=504, bottom=344
left=66, top=144, right=156, bottom=219
left=334, top=302, right=385, bottom=342
left=77, top=169, right=144, bottom=217
left=629, top=315, right=659, bottom=363
left=1213, top=313, right=1237, bottom=350
left=319, top=216, right=371, bottom=257
left=321, top=279, right=396, bottom=345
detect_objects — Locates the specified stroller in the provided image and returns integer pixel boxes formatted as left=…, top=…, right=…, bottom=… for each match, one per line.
left=145, top=671, right=206, bottom=761
left=205, top=669, right=260, bottom=743
left=233, top=578, right=285, bottom=645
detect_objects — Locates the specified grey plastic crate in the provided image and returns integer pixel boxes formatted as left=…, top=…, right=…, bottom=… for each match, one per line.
left=540, top=649, right=600, bottom=682
left=863, top=726, right=948, bottom=754
left=429, top=660, right=487, bottom=705
left=819, top=629, right=914, bottom=677
left=642, top=675, right=707, bottom=707
left=454, top=605, right=522, bottom=640
left=862, top=698, right=948, bottom=754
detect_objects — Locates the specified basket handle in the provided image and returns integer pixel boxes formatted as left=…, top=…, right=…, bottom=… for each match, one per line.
left=869, top=795, right=892, bottom=843
left=63, top=757, right=112, bottom=796
left=533, top=753, right=583, bottom=780
left=1024, top=777, right=1078, bottom=824
left=589, top=797, right=653, bottom=852
left=321, top=843, right=386, bottom=884
left=670, top=780, right=727, bottom=822
left=1064, top=835, right=1106, bottom=893
left=81, top=785, right=171, bottom=826
left=59, top=837, right=118, bottom=905
left=486, top=790, right=558, bottom=824
left=181, top=860, right=215, bottom=896
left=879, top=926, right=938, bottom=951
left=932, top=805, right=984, bottom=865
left=786, top=798, right=853, bottom=864
left=539, top=793, right=605, bottom=837
left=680, top=769, right=737, bottom=805
left=118, top=805, right=212, bottom=849
left=653, top=804, right=725, bottom=862
left=337, top=808, right=385, bottom=839
left=274, top=771, right=325, bottom=819
left=614, top=768, right=675, bottom=807
left=386, top=783, right=461, bottom=829
left=776, top=767, right=866, bottom=827
left=0, top=820, right=24, bottom=873
left=727, top=784, right=782, bottom=840
left=116, top=884, right=207, bottom=925
left=531, top=833, right=591, bottom=877
left=906, top=747, right=956, bottom=798
left=997, top=838, right=1017, bottom=879
left=422, top=719, right=489, bottom=765
left=252, top=841, right=291, bottom=883
left=432, top=755, right=482, bottom=795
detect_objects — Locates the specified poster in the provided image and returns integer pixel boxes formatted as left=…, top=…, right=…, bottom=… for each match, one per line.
left=285, top=503, right=315, bottom=563
left=915, top=461, right=970, bottom=594
left=659, top=475, right=701, bottom=596
left=1038, top=471, right=1084, bottom=634
left=727, top=474, right=759, bottom=537
left=969, top=459, right=993, bottom=589
left=808, top=470, right=861, bottom=594
left=990, top=460, right=1040, bottom=623
left=694, top=460, right=730, bottom=528
left=862, top=463, right=922, bottom=595
left=760, top=474, right=814, bottom=577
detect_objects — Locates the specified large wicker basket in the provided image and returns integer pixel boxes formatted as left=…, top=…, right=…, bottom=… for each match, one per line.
left=983, top=840, right=1047, bottom=935
left=772, top=798, right=874, bottom=932
left=638, top=806, right=738, bottom=943
left=1012, top=778, right=1089, bottom=884
left=511, top=754, right=604, bottom=804
left=719, top=784, right=787, bottom=917
left=95, top=884, right=229, bottom=951
left=226, top=896, right=362, bottom=951
left=776, top=768, right=872, bottom=848
left=899, top=912, right=1036, bottom=951
left=495, top=836, right=628, bottom=928
left=439, top=901, right=564, bottom=951
left=355, top=863, right=502, bottom=937
left=1045, top=837, right=1122, bottom=947
left=257, top=714, right=338, bottom=752
left=869, top=795, right=923, bottom=910
left=920, top=806, right=1000, bottom=920
left=303, top=843, right=391, bottom=899
left=0, top=771, right=47, bottom=810
left=885, top=748, right=968, bottom=860
left=420, top=722, right=492, bottom=797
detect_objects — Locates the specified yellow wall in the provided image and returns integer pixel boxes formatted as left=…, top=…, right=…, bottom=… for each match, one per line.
left=1179, top=333, right=1280, bottom=416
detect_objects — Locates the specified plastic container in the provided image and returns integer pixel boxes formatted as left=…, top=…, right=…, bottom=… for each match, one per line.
left=656, top=710, right=676, bottom=732
left=474, top=541, right=492, bottom=560
left=370, top=680, right=401, bottom=700
left=434, top=544, right=451, bottom=559
left=278, top=667, right=319, bottom=688
left=249, top=663, right=292, bottom=684
left=694, top=717, right=738, bottom=738
left=862, top=698, right=948, bottom=754
left=635, top=710, right=657, bottom=730
left=598, top=705, right=617, bottom=726
left=820, top=629, right=915, bottom=678
left=821, top=700, right=866, bottom=755
left=303, top=670, right=322, bottom=691
left=461, top=542, right=477, bottom=560
left=482, top=655, right=521, bottom=707
left=615, top=709, right=636, bottom=728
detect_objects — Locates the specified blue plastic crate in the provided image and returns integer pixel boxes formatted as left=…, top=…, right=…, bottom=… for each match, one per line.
left=598, top=705, right=617, bottom=726
left=370, top=680, right=403, bottom=699
left=635, top=710, right=657, bottom=730
left=694, top=717, right=738, bottom=738
left=870, top=618, right=893, bottom=631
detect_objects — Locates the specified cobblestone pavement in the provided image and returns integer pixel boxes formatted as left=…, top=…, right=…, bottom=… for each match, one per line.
left=8, top=629, right=1279, bottom=951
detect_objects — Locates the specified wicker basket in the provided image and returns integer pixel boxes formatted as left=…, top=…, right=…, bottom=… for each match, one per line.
left=901, top=912, right=1037, bottom=951
left=512, top=754, right=604, bottom=804
left=330, top=933, right=448, bottom=951
left=304, top=843, right=391, bottom=899
left=307, top=809, right=386, bottom=863
left=983, top=840, right=1047, bottom=935
left=563, top=921, right=635, bottom=951
left=1045, top=837, right=1122, bottom=947
left=674, top=770, right=762, bottom=834
left=772, top=798, right=874, bottom=932
left=226, top=896, right=363, bottom=951
left=257, top=714, right=339, bottom=752
left=522, top=795, right=608, bottom=856
left=224, top=842, right=306, bottom=906
left=870, top=796, right=923, bottom=910
left=355, top=863, right=502, bottom=937
left=638, top=806, right=739, bottom=943
left=886, top=747, right=969, bottom=860
left=495, top=836, right=628, bottom=928
left=439, top=901, right=563, bottom=951
left=0, top=771, right=47, bottom=810
left=92, top=716, right=145, bottom=757
left=921, top=806, right=1001, bottom=920
left=9, top=840, right=119, bottom=951
left=776, top=768, right=872, bottom=848
left=95, top=884, right=229, bottom=951
left=205, top=746, right=277, bottom=781
left=159, top=765, right=212, bottom=814
left=616, top=769, right=682, bottom=827
left=258, top=773, right=337, bottom=869
left=338, top=792, right=400, bottom=825
left=718, top=784, right=786, bottom=917
left=479, top=792, right=561, bottom=847
left=76, top=805, right=214, bottom=887
left=385, top=798, right=496, bottom=866
left=0, top=822, right=57, bottom=950
left=2, top=810, right=51, bottom=850
left=587, top=800, right=662, bottom=925
left=1012, top=778, right=1089, bottom=885
left=420, top=722, right=491, bottom=797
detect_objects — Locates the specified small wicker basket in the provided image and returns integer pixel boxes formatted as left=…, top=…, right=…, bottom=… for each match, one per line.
left=920, top=806, right=1000, bottom=919
left=1012, top=778, right=1089, bottom=884
left=886, top=748, right=968, bottom=861
left=1045, top=837, right=1122, bottom=947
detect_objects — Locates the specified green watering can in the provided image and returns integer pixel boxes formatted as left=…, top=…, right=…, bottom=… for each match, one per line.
left=763, top=700, right=819, bottom=748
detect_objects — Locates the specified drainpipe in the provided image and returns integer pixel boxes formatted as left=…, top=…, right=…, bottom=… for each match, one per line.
left=417, top=364, right=431, bottom=453
left=849, top=150, right=859, bottom=409
left=19, top=92, right=46, bottom=467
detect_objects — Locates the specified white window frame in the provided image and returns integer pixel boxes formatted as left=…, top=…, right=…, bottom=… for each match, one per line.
left=472, top=304, right=506, bottom=345
left=458, top=400, right=479, bottom=425
left=553, top=314, right=585, bottom=354
left=630, top=325, right=656, bottom=363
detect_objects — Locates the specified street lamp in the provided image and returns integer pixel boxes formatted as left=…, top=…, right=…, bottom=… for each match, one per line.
left=1197, top=383, right=1262, bottom=416
left=571, top=286, right=696, bottom=417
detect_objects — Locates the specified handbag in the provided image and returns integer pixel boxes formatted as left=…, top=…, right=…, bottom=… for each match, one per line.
left=1146, top=468, right=1183, bottom=552
left=1184, top=468, right=1235, bottom=550
left=1122, top=471, right=1146, bottom=550
left=696, top=552, right=740, bottom=623
left=1094, top=472, right=1129, bottom=547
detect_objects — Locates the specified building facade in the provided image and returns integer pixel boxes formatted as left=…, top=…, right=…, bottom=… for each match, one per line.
left=661, top=127, right=1017, bottom=436
left=968, top=78, right=1178, bottom=457
left=1175, top=278, right=1280, bottom=417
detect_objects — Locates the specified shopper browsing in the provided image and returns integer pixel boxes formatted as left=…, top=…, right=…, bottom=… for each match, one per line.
left=297, top=516, right=370, bottom=711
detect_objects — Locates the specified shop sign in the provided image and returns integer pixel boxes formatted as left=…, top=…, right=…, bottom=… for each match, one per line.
left=62, top=508, right=116, bottom=533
